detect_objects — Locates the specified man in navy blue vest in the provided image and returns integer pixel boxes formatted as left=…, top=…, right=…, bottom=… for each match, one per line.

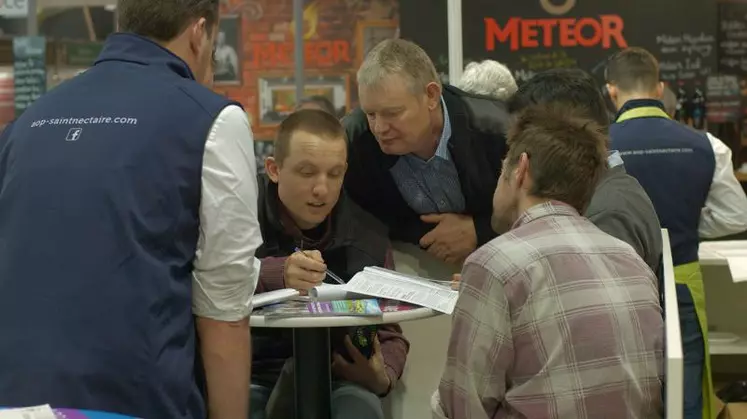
left=0, top=1, right=262, bottom=418
left=607, top=47, right=747, bottom=419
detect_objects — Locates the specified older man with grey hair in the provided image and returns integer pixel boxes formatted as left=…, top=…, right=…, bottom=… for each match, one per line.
left=455, top=60, right=518, bottom=101
left=343, top=39, right=510, bottom=265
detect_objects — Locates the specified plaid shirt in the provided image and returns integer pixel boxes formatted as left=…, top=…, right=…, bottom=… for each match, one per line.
left=433, top=201, right=664, bottom=419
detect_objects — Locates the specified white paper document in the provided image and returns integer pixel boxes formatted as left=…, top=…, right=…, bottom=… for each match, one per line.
left=345, top=267, right=458, bottom=314
left=0, top=405, right=56, bottom=419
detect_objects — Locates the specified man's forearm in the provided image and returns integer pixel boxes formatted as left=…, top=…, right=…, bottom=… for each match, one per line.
left=197, top=316, right=251, bottom=419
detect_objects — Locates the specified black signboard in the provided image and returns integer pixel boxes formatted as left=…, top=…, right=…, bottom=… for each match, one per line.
left=706, top=75, right=741, bottom=123
left=718, top=2, right=747, bottom=76
left=401, top=0, right=717, bottom=87
left=13, top=36, right=47, bottom=117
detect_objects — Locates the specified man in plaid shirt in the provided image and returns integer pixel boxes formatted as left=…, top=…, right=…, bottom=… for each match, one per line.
left=433, top=104, right=664, bottom=419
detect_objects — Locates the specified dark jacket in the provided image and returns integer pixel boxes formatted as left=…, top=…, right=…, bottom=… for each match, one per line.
left=252, top=175, right=410, bottom=390
left=586, top=164, right=663, bottom=274
left=610, top=99, right=714, bottom=266
left=0, top=33, right=232, bottom=418
left=343, top=85, right=510, bottom=246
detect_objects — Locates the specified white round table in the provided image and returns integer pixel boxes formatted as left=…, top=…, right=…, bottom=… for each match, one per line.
left=250, top=307, right=441, bottom=419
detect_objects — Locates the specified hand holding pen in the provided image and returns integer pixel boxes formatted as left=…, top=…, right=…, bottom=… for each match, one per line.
left=283, top=248, right=327, bottom=292
left=293, top=247, right=347, bottom=285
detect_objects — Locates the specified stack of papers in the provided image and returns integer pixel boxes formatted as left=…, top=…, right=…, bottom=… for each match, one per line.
left=251, top=267, right=459, bottom=315
left=251, top=283, right=359, bottom=309
left=257, top=299, right=383, bottom=318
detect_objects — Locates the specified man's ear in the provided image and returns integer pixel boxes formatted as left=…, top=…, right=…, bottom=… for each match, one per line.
left=606, top=83, right=616, bottom=100
left=266, top=157, right=280, bottom=183
left=655, top=81, right=665, bottom=99
left=425, top=82, right=442, bottom=111
left=515, top=153, right=531, bottom=191
left=606, top=83, right=620, bottom=108
left=188, top=17, right=208, bottom=56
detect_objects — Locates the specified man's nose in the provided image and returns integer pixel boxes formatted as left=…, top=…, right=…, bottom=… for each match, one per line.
left=372, top=118, right=389, bottom=135
left=312, top=180, right=328, bottom=197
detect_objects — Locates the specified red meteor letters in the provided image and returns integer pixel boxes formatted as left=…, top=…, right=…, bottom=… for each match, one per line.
left=485, top=15, right=628, bottom=51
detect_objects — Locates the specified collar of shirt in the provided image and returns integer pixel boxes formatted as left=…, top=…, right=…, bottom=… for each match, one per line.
left=408, top=96, right=452, bottom=163
left=512, top=200, right=579, bottom=230
left=608, top=150, right=624, bottom=168
left=614, top=98, right=666, bottom=121
left=434, top=96, right=452, bottom=160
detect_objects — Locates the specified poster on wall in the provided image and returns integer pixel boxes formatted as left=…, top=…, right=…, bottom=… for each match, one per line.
left=215, top=15, right=242, bottom=84
left=215, top=0, right=400, bottom=139
left=401, top=0, right=717, bottom=87
left=356, top=21, right=399, bottom=63
left=257, top=74, right=349, bottom=125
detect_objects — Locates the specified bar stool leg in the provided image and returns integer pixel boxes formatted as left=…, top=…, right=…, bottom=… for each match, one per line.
left=293, top=327, right=332, bottom=419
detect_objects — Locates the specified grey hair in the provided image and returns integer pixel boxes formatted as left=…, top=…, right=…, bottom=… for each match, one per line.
left=455, top=60, right=518, bottom=101
left=357, top=39, right=441, bottom=94
left=661, top=85, right=677, bottom=117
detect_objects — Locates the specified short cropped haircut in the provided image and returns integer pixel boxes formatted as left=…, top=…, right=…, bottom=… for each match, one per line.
left=505, top=104, right=608, bottom=213
left=606, top=47, right=660, bottom=94
left=357, top=39, right=441, bottom=94
left=456, top=60, right=518, bottom=101
left=661, top=85, right=677, bottom=117
left=296, top=95, right=337, bottom=116
left=508, top=68, right=611, bottom=128
left=274, top=109, right=347, bottom=165
left=118, top=0, right=220, bottom=42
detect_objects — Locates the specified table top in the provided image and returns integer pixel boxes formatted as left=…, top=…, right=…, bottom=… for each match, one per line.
left=250, top=306, right=441, bottom=328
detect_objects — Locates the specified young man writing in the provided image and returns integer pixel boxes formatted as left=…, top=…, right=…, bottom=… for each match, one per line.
left=251, top=109, right=409, bottom=419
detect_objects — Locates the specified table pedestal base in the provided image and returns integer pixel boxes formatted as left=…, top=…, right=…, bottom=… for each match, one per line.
left=293, top=327, right=332, bottom=419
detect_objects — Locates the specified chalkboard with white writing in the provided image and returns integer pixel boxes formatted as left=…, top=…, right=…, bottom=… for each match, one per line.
left=718, top=2, right=747, bottom=76
left=13, top=36, right=46, bottom=117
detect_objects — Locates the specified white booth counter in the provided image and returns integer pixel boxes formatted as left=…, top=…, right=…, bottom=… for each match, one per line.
left=699, top=241, right=747, bottom=360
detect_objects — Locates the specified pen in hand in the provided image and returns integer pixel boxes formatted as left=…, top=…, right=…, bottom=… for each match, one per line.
left=294, top=247, right=346, bottom=285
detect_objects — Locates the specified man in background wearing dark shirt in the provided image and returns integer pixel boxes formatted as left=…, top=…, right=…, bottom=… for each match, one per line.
left=506, top=68, right=662, bottom=274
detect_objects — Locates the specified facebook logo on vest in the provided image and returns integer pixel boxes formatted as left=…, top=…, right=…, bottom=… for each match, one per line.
left=66, top=128, right=82, bottom=142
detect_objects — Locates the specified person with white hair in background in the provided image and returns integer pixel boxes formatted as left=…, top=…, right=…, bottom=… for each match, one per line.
left=455, top=60, right=518, bottom=101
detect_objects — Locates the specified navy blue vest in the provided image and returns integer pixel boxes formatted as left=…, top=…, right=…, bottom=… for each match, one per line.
left=610, top=99, right=714, bottom=266
left=0, top=33, right=237, bottom=418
